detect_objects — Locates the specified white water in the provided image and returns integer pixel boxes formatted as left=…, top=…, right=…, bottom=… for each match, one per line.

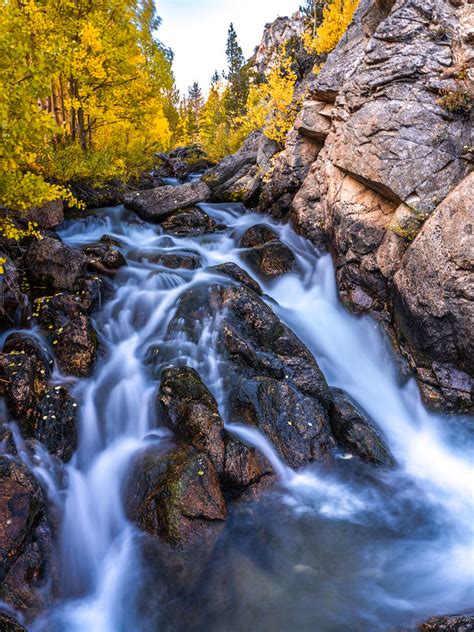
left=14, top=201, right=472, bottom=631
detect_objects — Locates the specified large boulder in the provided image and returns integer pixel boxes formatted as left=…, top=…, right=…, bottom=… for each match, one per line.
left=25, top=199, right=63, bottom=230
left=0, top=613, right=26, bottom=631
left=160, top=207, right=222, bottom=237
left=165, top=282, right=334, bottom=469
left=27, top=237, right=87, bottom=291
left=239, top=224, right=297, bottom=280
left=123, top=181, right=210, bottom=222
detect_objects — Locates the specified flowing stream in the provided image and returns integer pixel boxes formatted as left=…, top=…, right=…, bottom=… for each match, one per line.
left=20, top=199, right=473, bottom=631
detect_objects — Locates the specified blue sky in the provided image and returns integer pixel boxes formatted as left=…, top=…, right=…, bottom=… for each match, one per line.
left=158, top=0, right=301, bottom=95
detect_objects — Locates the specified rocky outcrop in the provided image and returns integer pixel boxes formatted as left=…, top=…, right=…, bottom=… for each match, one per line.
left=286, top=0, right=473, bottom=412
left=154, top=145, right=213, bottom=181
left=0, top=256, right=30, bottom=327
left=27, top=237, right=87, bottom=291
left=254, top=13, right=305, bottom=75
left=418, top=613, right=474, bottom=631
left=239, top=224, right=297, bottom=280
left=25, top=199, right=64, bottom=230
left=123, top=181, right=210, bottom=222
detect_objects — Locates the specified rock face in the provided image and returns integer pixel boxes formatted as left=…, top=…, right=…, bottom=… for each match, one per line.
left=25, top=199, right=64, bottom=230
left=254, top=12, right=305, bottom=75
left=418, top=613, right=474, bottom=631
left=285, top=0, right=473, bottom=412
left=123, top=181, right=210, bottom=222
left=0, top=256, right=30, bottom=327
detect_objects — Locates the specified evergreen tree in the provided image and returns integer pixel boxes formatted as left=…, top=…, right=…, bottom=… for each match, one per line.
left=186, top=82, right=204, bottom=141
left=223, top=23, right=249, bottom=121
left=300, top=0, right=327, bottom=35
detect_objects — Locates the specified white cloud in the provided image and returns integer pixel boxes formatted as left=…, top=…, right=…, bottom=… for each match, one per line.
left=157, top=0, right=301, bottom=94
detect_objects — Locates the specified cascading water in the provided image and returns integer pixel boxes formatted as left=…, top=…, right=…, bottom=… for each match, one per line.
left=15, top=199, right=472, bottom=631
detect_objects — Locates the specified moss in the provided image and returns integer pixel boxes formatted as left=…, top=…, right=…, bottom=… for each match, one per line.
left=437, top=85, right=472, bottom=114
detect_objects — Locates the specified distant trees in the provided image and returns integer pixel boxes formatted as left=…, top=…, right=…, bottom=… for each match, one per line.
left=302, top=0, right=360, bottom=55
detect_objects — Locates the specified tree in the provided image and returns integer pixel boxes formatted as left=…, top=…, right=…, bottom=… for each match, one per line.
left=223, top=23, right=249, bottom=121
left=302, top=0, right=360, bottom=55
left=300, top=1, right=327, bottom=36
left=185, top=82, right=204, bottom=142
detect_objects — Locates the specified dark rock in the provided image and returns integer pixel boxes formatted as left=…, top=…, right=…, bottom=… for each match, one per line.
left=24, top=199, right=63, bottom=230
left=3, top=334, right=54, bottom=380
left=0, top=457, right=44, bottom=579
left=160, top=207, right=220, bottom=237
left=68, top=180, right=127, bottom=209
left=222, top=434, right=268, bottom=492
left=208, top=263, right=262, bottom=295
left=123, top=181, right=210, bottom=223
left=158, top=367, right=225, bottom=473
left=34, top=293, right=97, bottom=377
left=329, top=388, right=394, bottom=466
left=0, top=353, right=48, bottom=431
left=139, top=250, right=202, bottom=269
left=0, top=256, right=30, bottom=327
left=36, top=387, right=78, bottom=462
left=241, top=239, right=297, bottom=280
left=166, top=282, right=334, bottom=469
left=126, top=445, right=227, bottom=545
left=27, top=237, right=87, bottom=291
left=419, top=613, right=474, bottom=631
left=0, top=612, right=26, bottom=631
left=83, top=244, right=127, bottom=271
left=99, top=234, right=123, bottom=247
left=239, top=224, right=279, bottom=249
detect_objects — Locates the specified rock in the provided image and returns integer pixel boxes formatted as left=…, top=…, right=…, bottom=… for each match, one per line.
left=239, top=224, right=278, bottom=248
left=0, top=457, right=44, bottom=579
left=83, top=244, right=127, bottom=271
left=3, top=334, right=54, bottom=380
left=0, top=353, right=48, bottom=431
left=254, top=13, right=305, bottom=76
left=25, top=199, right=63, bottom=230
left=203, top=131, right=261, bottom=203
left=126, top=445, right=227, bottom=545
left=295, top=100, right=334, bottom=141
left=0, top=612, right=26, bottom=631
left=138, top=250, right=202, bottom=269
left=0, top=256, right=30, bottom=327
left=418, top=613, right=474, bottom=631
left=166, top=282, right=334, bottom=469
left=160, top=207, right=221, bottom=236
left=36, top=386, right=78, bottom=462
left=208, top=263, right=263, bottom=295
left=258, top=128, right=322, bottom=218
left=34, top=292, right=97, bottom=378
left=393, top=174, right=474, bottom=411
left=123, top=181, right=210, bottom=223
left=158, top=367, right=225, bottom=473
left=27, top=237, right=87, bottom=291
left=241, top=239, right=297, bottom=280
left=68, top=180, right=128, bottom=209
left=329, top=388, right=394, bottom=466
left=222, top=434, right=268, bottom=492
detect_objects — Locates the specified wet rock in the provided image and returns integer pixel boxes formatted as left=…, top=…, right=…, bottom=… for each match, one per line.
left=68, top=179, right=128, bottom=209
left=222, top=434, right=269, bottom=492
left=27, top=237, right=87, bottom=291
left=158, top=367, right=225, bottom=473
left=99, top=234, right=123, bottom=247
left=25, top=199, right=63, bottom=230
left=83, top=243, right=127, bottom=271
left=0, top=256, right=30, bottom=327
left=0, top=612, right=26, bottom=631
left=36, top=386, right=78, bottom=462
left=139, top=250, right=202, bottom=270
left=239, top=224, right=278, bottom=249
left=0, top=353, right=48, bottom=431
left=126, top=445, right=227, bottom=545
left=123, top=181, right=210, bottom=223
left=329, top=388, right=394, bottom=466
left=418, top=613, right=474, bottom=631
left=241, top=239, right=297, bottom=280
left=3, top=334, right=54, bottom=380
left=160, top=207, right=221, bottom=237
left=166, top=282, right=334, bottom=469
left=0, top=457, right=44, bottom=579
left=208, top=262, right=262, bottom=295
left=34, top=292, right=97, bottom=377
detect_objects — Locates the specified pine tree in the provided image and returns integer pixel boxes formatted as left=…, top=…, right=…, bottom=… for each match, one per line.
left=223, top=23, right=249, bottom=121
left=186, top=82, right=204, bottom=142
left=300, top=1, right=327, bottom=35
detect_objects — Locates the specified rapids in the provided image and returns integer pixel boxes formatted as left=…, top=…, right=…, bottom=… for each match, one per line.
left=10, top=200, right=473, bottom=631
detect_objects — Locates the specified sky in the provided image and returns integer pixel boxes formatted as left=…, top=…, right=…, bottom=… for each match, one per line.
left=158, top=0, right=302, bottom=95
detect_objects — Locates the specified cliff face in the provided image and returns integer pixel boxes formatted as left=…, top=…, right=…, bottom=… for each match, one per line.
left=290, top=0, right=473, bottom=412
left=205, top=0, right=473, bottom=413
